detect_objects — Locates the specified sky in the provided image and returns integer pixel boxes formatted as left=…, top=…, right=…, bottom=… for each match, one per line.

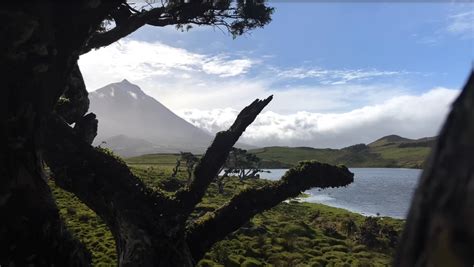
left=79, top=2, right=474, bottom=148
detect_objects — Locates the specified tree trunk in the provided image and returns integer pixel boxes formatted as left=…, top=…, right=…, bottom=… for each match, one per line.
left=395, top=71, right=474, bottom=266
left=0, top=2, right=118, bottom=265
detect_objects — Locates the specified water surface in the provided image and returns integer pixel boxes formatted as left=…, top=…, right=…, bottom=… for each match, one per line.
left=260, top=168, right=422, bottom=219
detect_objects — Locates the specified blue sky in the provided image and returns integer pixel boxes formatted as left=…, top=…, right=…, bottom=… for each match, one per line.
left=130, top=2, right=472, bottom=90
left=80, top=2, right=473, bottom=147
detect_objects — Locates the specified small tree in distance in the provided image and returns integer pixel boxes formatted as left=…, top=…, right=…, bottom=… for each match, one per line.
left=172, top=152, right=199, bottom=184
left=225, top=147, right=270, bottom=181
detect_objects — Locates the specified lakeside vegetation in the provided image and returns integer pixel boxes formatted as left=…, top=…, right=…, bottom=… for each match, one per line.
left=52, top=162, right=404, bottom=266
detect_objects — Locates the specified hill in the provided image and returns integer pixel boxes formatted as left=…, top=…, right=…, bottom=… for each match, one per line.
left=125, top=135, right=433, bottom=169
left=249, top=135, right=435, bottom=169
left=89, top=79, right=214, bottom=156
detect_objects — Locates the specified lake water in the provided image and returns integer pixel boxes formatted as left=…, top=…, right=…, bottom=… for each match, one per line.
left=260, top=168, right=422, bottom=219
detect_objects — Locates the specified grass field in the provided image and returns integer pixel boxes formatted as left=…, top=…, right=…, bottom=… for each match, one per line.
left=52, top=158, right=404, bottom=266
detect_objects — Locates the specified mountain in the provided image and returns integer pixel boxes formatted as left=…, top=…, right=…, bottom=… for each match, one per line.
left=248, top=135, right=436, bottom=169
left=89, top=79, right=214, bottom=156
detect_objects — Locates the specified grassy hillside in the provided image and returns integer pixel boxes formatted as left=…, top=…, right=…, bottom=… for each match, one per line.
left=127, top=135, right=433, bottom=169
left=249, top=135, right=434, bottom=169
left=52, top=162, right=404, bottom=266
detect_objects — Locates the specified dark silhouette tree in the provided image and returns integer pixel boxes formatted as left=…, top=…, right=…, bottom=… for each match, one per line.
left=0, top=1, right=354, bottom=266
left=395, top=71, right=474, bottom=266
left=174, top=152, right=200, bottom=184
left=44, top=96, right=354, bottom=265
left=225, top=147, right=268, bottom=181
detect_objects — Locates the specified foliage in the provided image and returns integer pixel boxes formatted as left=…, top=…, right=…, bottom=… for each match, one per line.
left=225, top=148, right=268, bottom=180
left=172, top=152, right=199, bottom=183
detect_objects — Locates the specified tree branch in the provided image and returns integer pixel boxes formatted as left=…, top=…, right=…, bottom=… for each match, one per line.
left=43, top=114, right=171, bottom=228
left=186, top=161, right=354, bottom=260
left=173, top=96, right=273, bottom=218
left=83, top=7, right=166, bottom=53
left=82, top=1, right=273, bottom=54
left=395, top=70, right=474, bottom=266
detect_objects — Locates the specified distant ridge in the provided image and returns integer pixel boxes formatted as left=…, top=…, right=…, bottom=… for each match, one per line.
left=249, top=135, right=436, bottom=169
left=368, top=135, right=436, bottom=148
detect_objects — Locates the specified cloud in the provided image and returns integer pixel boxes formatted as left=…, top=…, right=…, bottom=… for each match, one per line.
left=202, top=56, right=254, bottom=77
left=177, top=88, right=460, bottom=148
left=80, top=39, right=412, bottom=114
left=446, top=11, right=474, bottom=39
left=79, top=39, right=255, bottom=90
left=274, top=67, right=404, bottom=85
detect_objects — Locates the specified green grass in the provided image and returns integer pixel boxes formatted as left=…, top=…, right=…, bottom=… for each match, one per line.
left=52, top=161, right=404, bottom=266
left=126, top=153, right=182, bottom=166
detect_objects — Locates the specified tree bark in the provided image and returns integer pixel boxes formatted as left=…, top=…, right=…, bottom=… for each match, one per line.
left=0, top=1, right=119, bottom=265
left=395, top=71, right=474, bottom=266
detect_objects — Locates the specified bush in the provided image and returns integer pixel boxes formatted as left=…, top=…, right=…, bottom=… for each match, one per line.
left=358, top=217, right=381, bottom=248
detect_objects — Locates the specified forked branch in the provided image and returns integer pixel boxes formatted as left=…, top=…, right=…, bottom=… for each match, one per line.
left=174, top=96, right=273, bottom=217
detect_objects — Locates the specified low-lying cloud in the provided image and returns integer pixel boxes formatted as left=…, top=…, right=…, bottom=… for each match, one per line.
left=178, top=88, right=459, bottom=148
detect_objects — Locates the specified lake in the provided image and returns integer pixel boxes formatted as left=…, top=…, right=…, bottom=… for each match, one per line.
left=260, top=168, right=422, bottom=219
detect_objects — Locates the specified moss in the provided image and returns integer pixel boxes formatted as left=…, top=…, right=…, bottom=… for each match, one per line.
left=241, top=258, right=263, bottom=267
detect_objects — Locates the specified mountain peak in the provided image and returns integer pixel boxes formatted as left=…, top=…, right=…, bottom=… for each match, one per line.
left=91, top=79, right=146, bottom=100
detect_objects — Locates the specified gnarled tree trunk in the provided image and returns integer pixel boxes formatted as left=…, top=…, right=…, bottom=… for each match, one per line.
left=0, top=2, right=119, bottom=265
left=395, top=71, right=474, bottom=266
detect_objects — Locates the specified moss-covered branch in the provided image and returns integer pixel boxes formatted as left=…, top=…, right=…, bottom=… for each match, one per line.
left=174, top=96, right=273, bottom=218
left=43, top=114, right=171, bottom=228
left=186, top=161, right=354, bottom=260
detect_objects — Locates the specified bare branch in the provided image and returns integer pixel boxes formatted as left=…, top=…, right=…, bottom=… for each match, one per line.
left=173, top=96, right=273, bottom=218
left=186, top=161, right=354, bottom=260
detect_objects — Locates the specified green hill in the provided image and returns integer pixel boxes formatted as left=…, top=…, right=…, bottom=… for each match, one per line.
left=126, top=135, right=435, bottom=169
left=249, top=135, right=435, bottom=169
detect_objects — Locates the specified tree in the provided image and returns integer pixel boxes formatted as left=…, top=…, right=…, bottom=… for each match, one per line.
left=395, top=71, right=474, bottom=266
left=182, top=152, right=199, bottom=184
left=44, top=96, right=354, bottom=265
left=214, top=148, right=269, bottom=194
left=0, top=1, right=354, bottom=266
left=225, top=147, right=268, bottom=181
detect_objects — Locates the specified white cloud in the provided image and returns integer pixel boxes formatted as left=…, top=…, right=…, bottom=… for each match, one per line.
left=275, top=67, right=404, bottom=85
left=447, top=11, right=474, bottom=38
left=79, top=38, right=409, bottom=113
left=202, top=56, right=254, bottom=77
left=79, top=39, right=254, bottom=90
left=177, top=88, right=460, bottom=148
